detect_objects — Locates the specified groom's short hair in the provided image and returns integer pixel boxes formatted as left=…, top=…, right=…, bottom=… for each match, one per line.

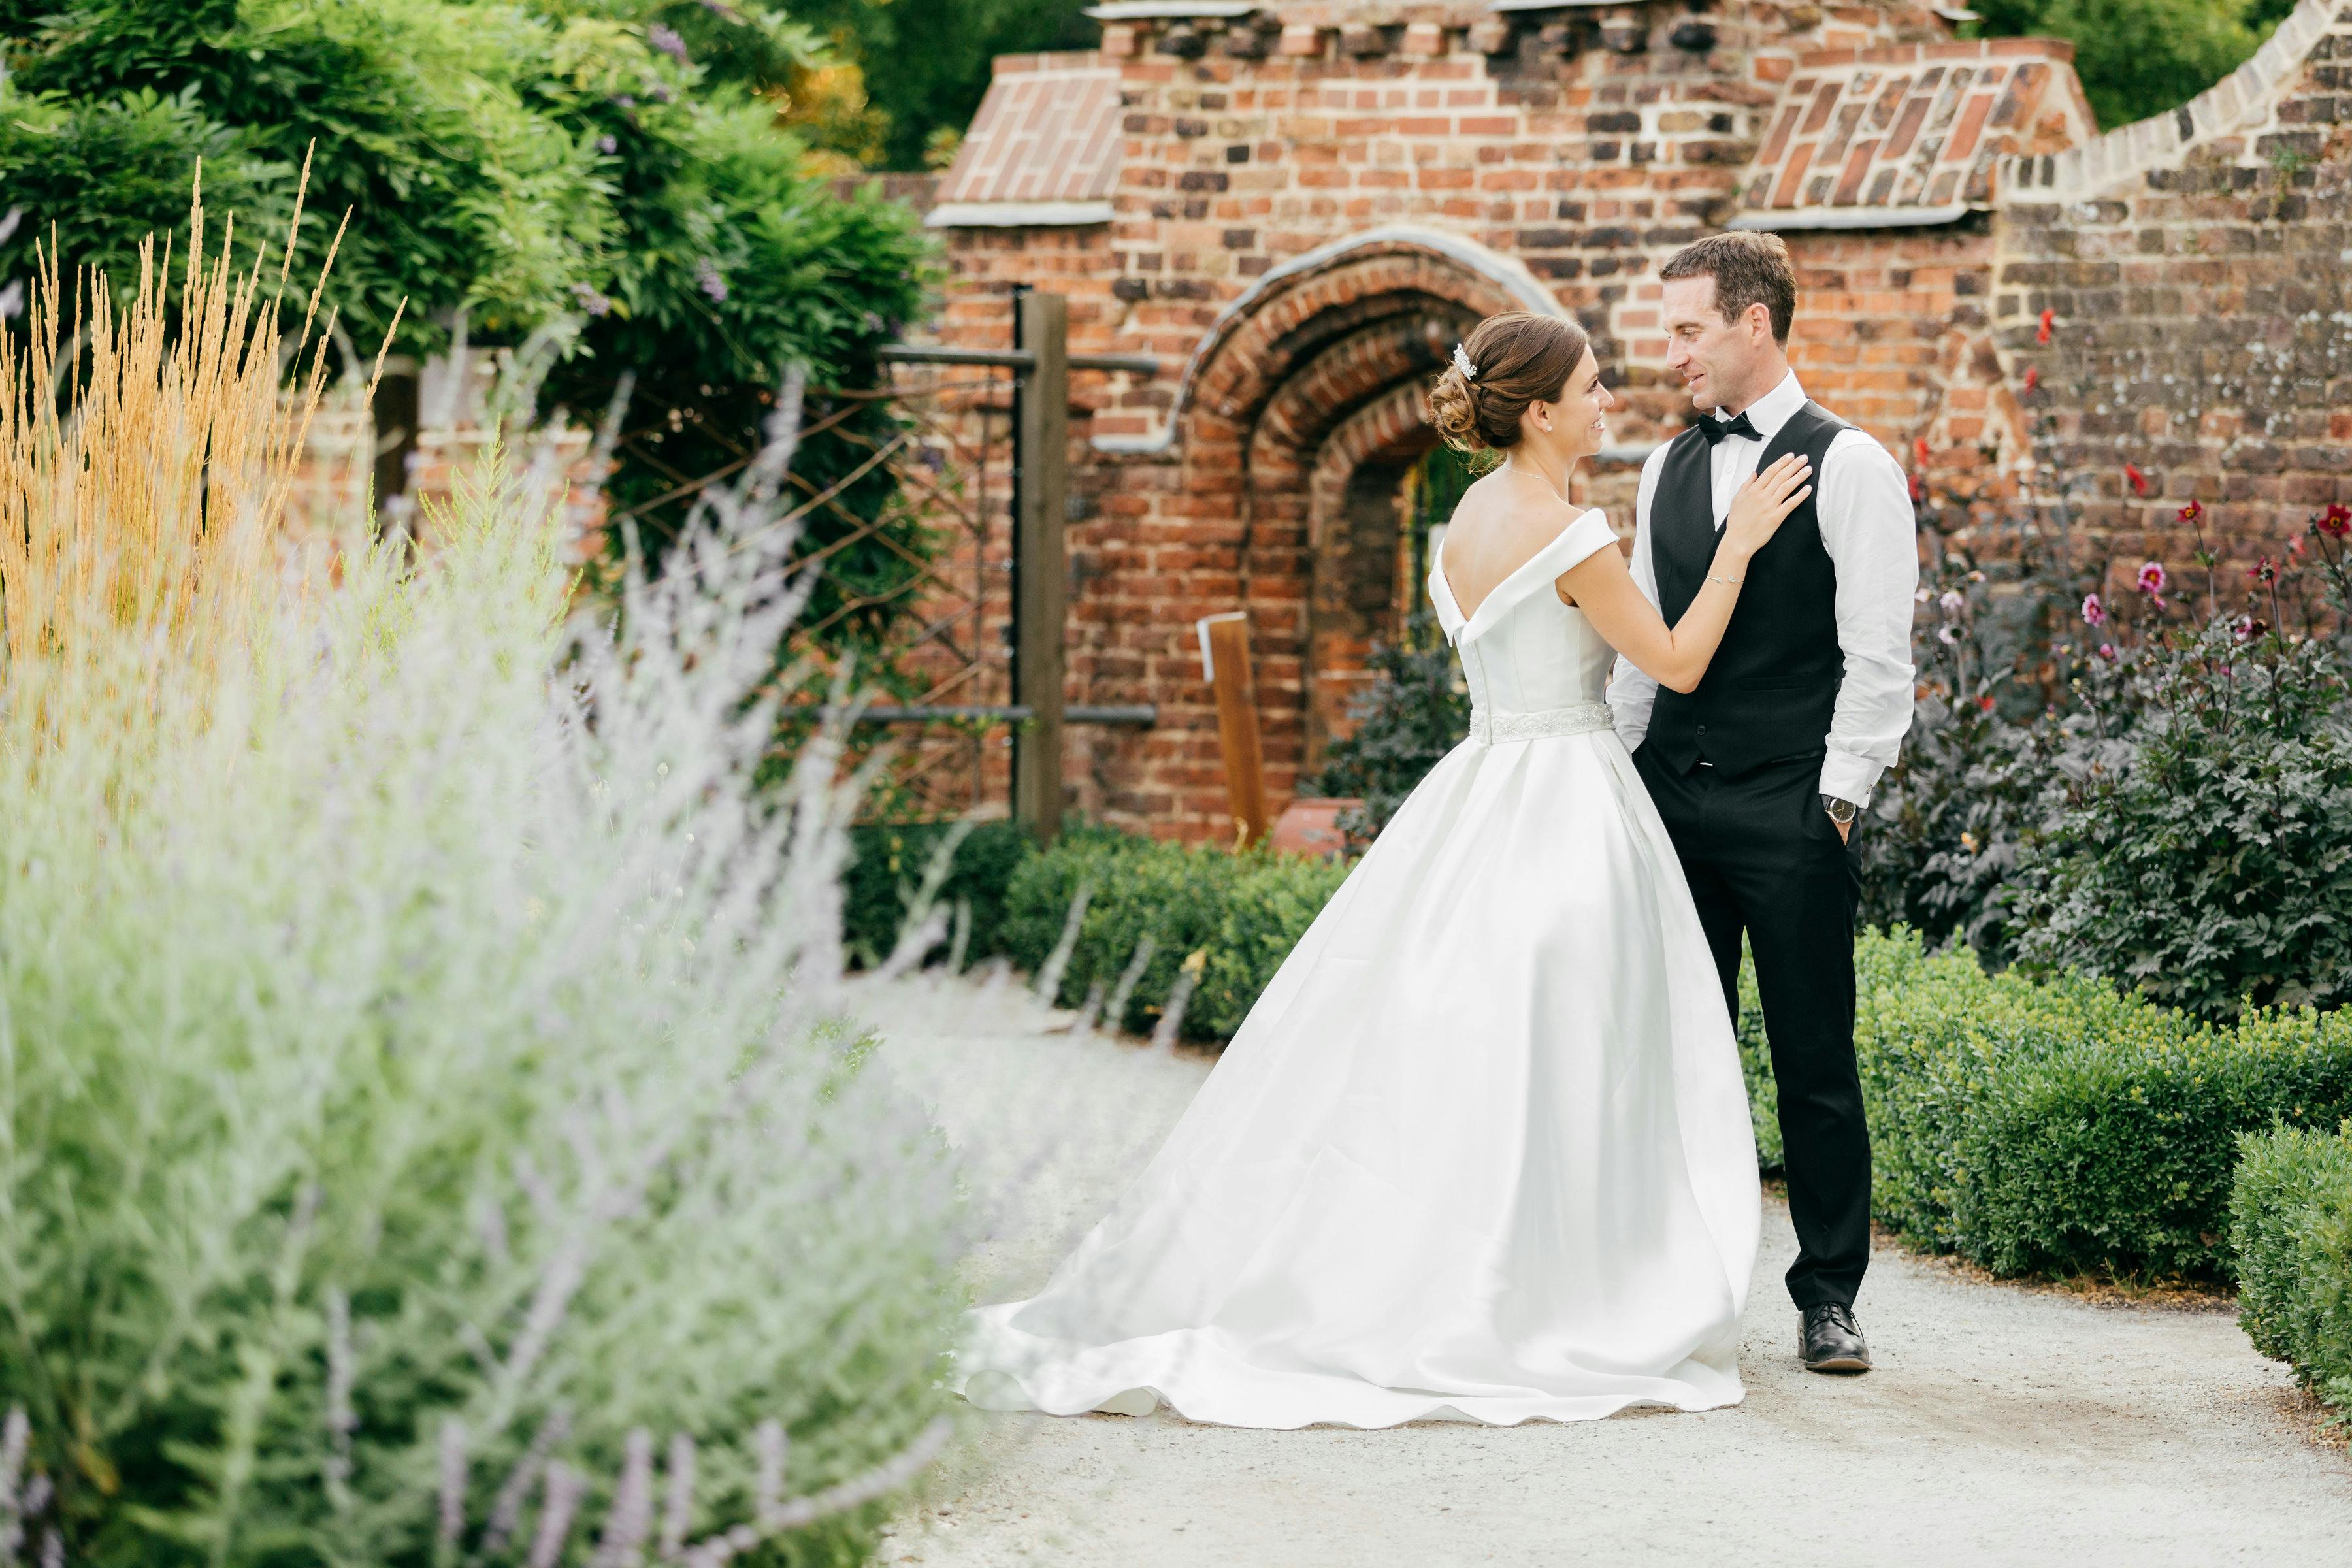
left=1658, top=233, right=1797, bottom=346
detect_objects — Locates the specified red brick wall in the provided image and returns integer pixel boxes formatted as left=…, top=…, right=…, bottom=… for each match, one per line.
left=908, top=3, right=2101, bottom=840
left=1991, top=0, right=2349, bottom=608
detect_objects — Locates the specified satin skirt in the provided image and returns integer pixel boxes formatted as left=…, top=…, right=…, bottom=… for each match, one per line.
left=953, top=725, right=1761, bottom=1428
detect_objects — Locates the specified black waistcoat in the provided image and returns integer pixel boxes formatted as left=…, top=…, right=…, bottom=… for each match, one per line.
left=1644, top=401, right=1850, bottom=777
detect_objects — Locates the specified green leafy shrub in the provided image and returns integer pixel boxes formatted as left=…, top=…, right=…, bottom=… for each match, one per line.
left=0, top=230, right=960, bottom=1565
left=842, top=818, right=1034, bottom=968
left=0, top=1, right=938, bottom=686
left=2231, top=1122, right=2352, bottom=1426
left=1733, top=951, right=1780, bottom=1172
left=1006, top=833, right=1237, bottom=1036
left=1826, top=931, right=2352, bottom=1278
left=1960, top=1004, right=2352, bottom=1277
left=1308, top=612, right=1469, bottom=838
left=2008, top=612, right=2352, bottom=1022
left=1002, top=830, right=1351, bottom=1042
left=1192, top=854, right=1353, bottom=1039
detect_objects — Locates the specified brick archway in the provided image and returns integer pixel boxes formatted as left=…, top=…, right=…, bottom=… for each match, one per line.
left=1179, top=230, right=1565, bottom=784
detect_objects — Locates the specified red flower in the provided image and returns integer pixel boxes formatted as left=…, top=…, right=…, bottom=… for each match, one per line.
left=2321, top=502, right=2352, bottom=538
left=1908, top=472, right=1925, bottom=503
left=1914, top=436, right=1930, bottom=466
left=2125, top=463, right=2148, bottom=497
left=2178, top=499, right=2203, bottom=526
left=2036, top=308, right=2055, bottom=344
left=2288, top=534, right=2307, bottom=557
left=1978, top=694, right=1996, bottom=713
left=2022, top=366, right=2038, bottom=392
left=2248, top=556, right=2276, bottom=585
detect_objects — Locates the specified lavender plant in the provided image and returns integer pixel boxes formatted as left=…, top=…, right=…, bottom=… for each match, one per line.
left=0, top=204, right=962, bottom=1563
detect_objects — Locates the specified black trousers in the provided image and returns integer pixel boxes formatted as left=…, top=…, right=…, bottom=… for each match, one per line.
left=1633, top=745, right=1870, bottom=1310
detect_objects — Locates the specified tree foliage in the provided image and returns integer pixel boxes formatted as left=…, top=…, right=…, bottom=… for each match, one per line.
left=0, top=1, right=939, bottom=665
left=791, top=0, right=1095, bottom=171
left=1972, top=0, right=2292, bottom=127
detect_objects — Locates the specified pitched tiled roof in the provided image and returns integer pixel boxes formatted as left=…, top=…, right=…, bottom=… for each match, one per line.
left=1731, top=41, right=2093, bottom=229
left=932, top=55, right=1124, bottom=223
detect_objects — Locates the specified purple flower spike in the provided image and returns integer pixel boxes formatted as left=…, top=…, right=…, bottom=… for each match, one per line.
left=649, top=24, right=690, bottom=61
left=696, top=258, right=728, bottom=303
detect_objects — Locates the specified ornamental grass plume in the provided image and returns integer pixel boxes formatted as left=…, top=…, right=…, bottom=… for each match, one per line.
left=0, top=195, right=962, bottom=1563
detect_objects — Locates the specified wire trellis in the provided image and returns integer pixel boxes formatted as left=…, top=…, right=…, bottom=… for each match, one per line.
left=605, top=360, right=1016, bottom=825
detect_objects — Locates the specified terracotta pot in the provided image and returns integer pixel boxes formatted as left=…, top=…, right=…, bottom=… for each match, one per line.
left=1269, top=797, right=1362, bottom=860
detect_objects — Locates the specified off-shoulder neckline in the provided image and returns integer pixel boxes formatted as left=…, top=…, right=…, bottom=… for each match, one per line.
left=1431, top=510, right=1609, bottom=645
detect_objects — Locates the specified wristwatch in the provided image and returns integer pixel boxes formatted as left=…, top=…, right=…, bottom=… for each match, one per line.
left=1821, top=794, right=1859, bottom=826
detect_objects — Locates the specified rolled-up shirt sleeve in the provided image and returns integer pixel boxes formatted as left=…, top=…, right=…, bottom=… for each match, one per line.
left=1607, top=444, right=1671, bottom=750
left=1816, top=430, right=1919, bottom=806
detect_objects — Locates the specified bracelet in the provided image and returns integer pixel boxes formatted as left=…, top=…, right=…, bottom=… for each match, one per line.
left=1708, top=573, right=1745, bottom=586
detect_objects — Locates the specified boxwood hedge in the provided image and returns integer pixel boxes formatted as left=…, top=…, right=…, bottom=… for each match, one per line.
left=1744, top=930, right=2352, bottom=1279
left=1002, top=831, right=1346, bottom=1040
left=865, top=825, right=2352, bottom=1293
left=2232, top=1122, right=2352, bottom=1424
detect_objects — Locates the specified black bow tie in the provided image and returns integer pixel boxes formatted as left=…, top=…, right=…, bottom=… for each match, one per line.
left=1697, top=412, right=1761, bottom=446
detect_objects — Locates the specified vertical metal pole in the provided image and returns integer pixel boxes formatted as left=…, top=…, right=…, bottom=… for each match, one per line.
left=1013, top=291, right=1068, bottom=841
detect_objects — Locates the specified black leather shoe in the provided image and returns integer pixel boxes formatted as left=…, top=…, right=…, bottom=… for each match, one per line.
left=1799, top=1303, right=1872, bottom=1373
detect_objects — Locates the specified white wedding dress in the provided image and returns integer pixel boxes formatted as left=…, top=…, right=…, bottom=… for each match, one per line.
left=955, top=508, right=1761, bottom=1428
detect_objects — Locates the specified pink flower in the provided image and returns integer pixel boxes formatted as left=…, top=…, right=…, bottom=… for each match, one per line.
left=2232, top=613, right=2257, bottom=643
left=2081, top=593, right=2106, bottom=627
left=2288, top=534, right=2307, bottom=558
left=2247, top=556, right=2276, bottom=585
left=1939, top=589, right=1966, bottom=614
left=1936, top=624, right=1961, bottom=645
left=2097, top=642, right=2117, bottom=661
left=2136, top=561, right=2167, bottom=596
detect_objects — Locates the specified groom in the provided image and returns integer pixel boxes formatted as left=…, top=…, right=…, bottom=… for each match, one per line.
left=1609, top=232, right=1918, bottom=1373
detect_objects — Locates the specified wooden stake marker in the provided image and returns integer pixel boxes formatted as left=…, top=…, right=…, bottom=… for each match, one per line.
left=1196, top=611, right=1267, bottom=849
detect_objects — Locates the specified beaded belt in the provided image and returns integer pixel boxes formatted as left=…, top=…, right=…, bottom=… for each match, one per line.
left=1467, top=702, right=1614, bottom=745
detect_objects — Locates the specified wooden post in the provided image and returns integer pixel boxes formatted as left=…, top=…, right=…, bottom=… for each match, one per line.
left=1012, top=291, right=1069, bottom=841
left=1196, top=612, right=1268, bottom=848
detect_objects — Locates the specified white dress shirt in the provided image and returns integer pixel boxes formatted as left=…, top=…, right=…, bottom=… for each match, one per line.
left=1606, top=370, right=1918, bottom=806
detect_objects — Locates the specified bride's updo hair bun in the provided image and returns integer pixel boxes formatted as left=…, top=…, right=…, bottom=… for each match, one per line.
left=1427, top=312, right=1592, bottom=456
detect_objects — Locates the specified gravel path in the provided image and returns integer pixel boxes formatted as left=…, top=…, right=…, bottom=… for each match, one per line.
left=857, top=972, right=2352, bottom=1568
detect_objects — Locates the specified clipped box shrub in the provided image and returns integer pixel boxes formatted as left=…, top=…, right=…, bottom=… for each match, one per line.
left=1831, top=930, right=2352, bottom=1278
left=843, top=818, right=1034, bottom=967
left=1003, top=831, right=1353, bottom=1042
left=1733, top=951, right=1780, bottom=1172
left=1959, top=1002, right=2352, bottom=1277
left=1192, top=854, right=1354, bottom=1039
left=1005, top=832, right=1240, bottom=1036
left=2232, top=1122, right=2352, bottom=1424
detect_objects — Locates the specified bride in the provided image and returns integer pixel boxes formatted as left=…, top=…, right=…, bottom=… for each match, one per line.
left=955, top=311, right=1814, bottom=1429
